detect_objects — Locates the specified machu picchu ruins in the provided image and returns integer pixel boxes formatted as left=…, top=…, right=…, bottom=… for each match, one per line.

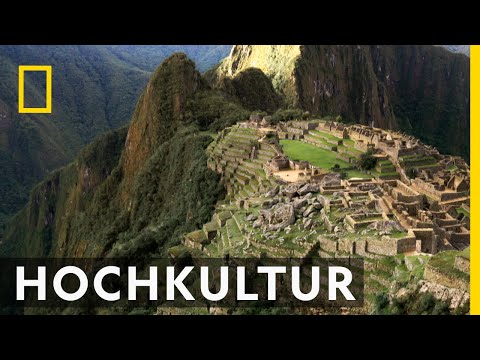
left=171, top=115, right=470, bottom=312
left=0, top=47, right=470, bottom=316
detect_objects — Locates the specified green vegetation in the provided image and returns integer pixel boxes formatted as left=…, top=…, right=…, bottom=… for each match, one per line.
left=271, top=108, right=308, bottom=124
left=447, top=164, right=459, bottom=172
left=456, top=207, right=470, bottom=218
left=310, top=130, right=341, bottom=142
left=0, top=45, right=236, bottom=239
left=460, top=247, right=470, bottom=260
left=280, top=140, right=372, bottom=178
left=185, top=90, right=250, bottom=132
left=428, top=250, right=469, bottom=282
left=357, top=150, right=378, bottom=171
left=281, top=140, right=348, bottom=168
left=374, top=291, right=454, bottom=315
left=1, top=53, right=229, bottom=258
left=406, top=168, right=417, bottom=179
left=1, top=46, right=471, bottom=314
left=0, top=45, right=151, bottom=239
left=228, top=68, right=282, bottom=113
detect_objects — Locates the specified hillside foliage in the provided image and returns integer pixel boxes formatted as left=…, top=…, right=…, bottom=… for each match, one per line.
left=0, top=53, right=240, bottom=258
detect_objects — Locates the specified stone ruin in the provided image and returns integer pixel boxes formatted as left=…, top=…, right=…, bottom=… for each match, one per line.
left=249, top=182, right=324, bottom=233
left=255, top=203, right=296, bottom=231
left=181, top=119, right=471, bottom=312
left=265, top=155, right=290, bottom=172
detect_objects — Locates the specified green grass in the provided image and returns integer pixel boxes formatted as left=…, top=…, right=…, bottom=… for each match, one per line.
left=199, top=131, right=217, bottom=139
left=280, top=140, right=373, bottom=178
left=338, top=144, right=362, bottom=154
left=310, top=130, right=341, bottom=142
left=428, top=250, right=469, bottom=282
left=281, top=140, right=348, bottom=168
left=390, top=231, right=408, bottom=239
left=460, top=246, right=470, bottom=260
left=446, top=164, right=458, bottom=172
left=456, top=207, right=470, bottom=218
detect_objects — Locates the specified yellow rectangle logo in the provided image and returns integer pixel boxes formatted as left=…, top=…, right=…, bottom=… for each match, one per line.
left=18, top=65, right=52, bottom=114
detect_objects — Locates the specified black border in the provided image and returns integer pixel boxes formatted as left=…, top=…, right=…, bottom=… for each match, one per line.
left=3, top=8, right=480, bottom=44
left=1, top=315, right=476, bottom=347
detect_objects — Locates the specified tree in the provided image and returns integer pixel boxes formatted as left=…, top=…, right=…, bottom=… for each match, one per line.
left=406, top=168, right=417, bottom=179
left=357, top=150, right=377, bottom=171
left=374, top=292, right=389, bottom=314
left=330, top=163, right=341, bottom=172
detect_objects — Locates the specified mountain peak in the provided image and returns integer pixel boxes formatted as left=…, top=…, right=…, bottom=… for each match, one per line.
left=121, top=53, right=201, bottom=195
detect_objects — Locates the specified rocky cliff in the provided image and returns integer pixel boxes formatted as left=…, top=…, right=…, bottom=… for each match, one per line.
left=211, top=45, right=470, bottom=159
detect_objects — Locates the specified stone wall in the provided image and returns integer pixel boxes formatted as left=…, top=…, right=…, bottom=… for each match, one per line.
left=345, top=213, right=386, bottom=230
left=418, top=280, right=470, bottom=310
left=290, top=121, right=317, bottom=130
left=391, top=180, right=423, bottom=204
left=364, top=236, right=416, bottom=256
left=336, top=153, right=355, bottom=163
left=410, top=228, right=436, bottom=254
left=366, top=238, right=398, bottom=256
left=338, top=238, right=355, bottom=254
left=377, top=141, right=418, bottom=162
left=396, top=236, right=417, bottom=253
left=355, top=240, right=367, bottom=256
left=449, top=232, right=470, bottom=247
left=412, top=179, right=467, bottom=203
left=320, top=185, right=346, bottom=195
left=318, top=236, right=337, bottom=252
left=354, top=141, right=369, bottom=152
left=440, top=191, right=468, bottom=202
left=424, top=265, right=469, bottom=291
left=286, top=127, right=306, bottom=136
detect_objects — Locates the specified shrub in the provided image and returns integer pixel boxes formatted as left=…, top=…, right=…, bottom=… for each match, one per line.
left=373, top=292, right=389, bottom=314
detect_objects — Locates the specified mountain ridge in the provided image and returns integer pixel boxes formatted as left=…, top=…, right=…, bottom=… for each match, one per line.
left=210, top=45, right=470, bottom=159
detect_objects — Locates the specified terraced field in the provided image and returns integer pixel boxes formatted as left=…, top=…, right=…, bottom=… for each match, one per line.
left=399, top=154, right=440, bottom=172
